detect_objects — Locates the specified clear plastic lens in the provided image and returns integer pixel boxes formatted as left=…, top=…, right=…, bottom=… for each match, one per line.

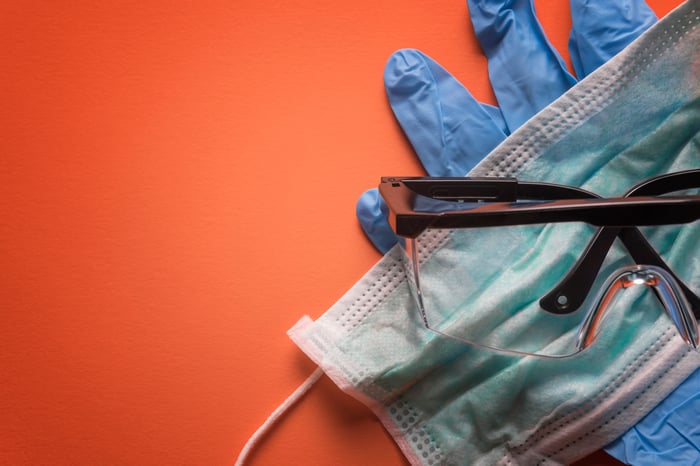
left=401, top=220, right=699, bottom=358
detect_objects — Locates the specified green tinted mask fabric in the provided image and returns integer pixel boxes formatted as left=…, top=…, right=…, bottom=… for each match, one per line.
left=290, top=2, right=700, bottom=464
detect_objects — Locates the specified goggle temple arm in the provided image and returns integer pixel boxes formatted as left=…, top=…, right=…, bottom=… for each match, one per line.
left=540, top=169, right=700, bottom=318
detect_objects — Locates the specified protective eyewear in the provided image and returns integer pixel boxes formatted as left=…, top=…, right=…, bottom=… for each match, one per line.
left=379, top=170, right=700, bottom=357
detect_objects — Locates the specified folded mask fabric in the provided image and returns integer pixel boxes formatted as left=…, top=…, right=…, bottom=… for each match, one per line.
left=289, top=2, right=700, bottom=465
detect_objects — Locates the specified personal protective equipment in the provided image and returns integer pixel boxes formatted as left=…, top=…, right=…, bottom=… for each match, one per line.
left=356, top=0, right=657, bottom=254
left=290, top=3, right=700, bottom=464
left=605, top=366, right=700, bottom=463
left=378, top=172, right=700, bottom=358
left=356, top=0, right=700, bottom=460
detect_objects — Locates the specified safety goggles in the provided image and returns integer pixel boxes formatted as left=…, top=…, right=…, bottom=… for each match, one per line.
left=379, top=170, right=700, bottom=357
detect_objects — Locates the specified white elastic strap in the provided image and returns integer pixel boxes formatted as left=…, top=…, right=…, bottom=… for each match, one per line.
left=235, top=367, right=324, bottom=466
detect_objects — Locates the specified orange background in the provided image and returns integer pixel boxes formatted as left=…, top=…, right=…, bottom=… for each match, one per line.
left=0, top=1, right=683, bottom=465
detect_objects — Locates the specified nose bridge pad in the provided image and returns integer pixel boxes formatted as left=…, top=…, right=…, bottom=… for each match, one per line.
left=576, top=266, right=700, bottom=352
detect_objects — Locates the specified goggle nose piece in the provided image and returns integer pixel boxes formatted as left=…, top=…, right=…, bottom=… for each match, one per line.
left=577, top=266, right=699, bottom=352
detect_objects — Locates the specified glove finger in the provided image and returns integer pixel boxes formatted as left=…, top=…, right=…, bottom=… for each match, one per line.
left=569, top=0, right=657, bottom=78
left=356, top=188, right=399, bottom=254
left=467, top=0, right=577, bottom=131
left=384, top=48, right=508, bottom=177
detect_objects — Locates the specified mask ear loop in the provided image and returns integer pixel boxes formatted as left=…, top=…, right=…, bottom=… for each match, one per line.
left=235, top=367, right=324, bottom=466
left=577, top=265, right=700, bottom=352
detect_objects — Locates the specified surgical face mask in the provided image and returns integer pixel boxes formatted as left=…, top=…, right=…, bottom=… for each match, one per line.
left=289, top=2, right=700, bottom=464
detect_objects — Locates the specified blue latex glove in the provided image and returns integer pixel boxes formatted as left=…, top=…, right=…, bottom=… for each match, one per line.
left=356, top=0, right=657, bottom=254
left=605, top=366, right=700, bottom=464
left=357, top=0, right=700, bottom=463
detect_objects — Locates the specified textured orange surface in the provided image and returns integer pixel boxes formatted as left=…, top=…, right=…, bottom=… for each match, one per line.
left=0, top=1, right=683, bottom=465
